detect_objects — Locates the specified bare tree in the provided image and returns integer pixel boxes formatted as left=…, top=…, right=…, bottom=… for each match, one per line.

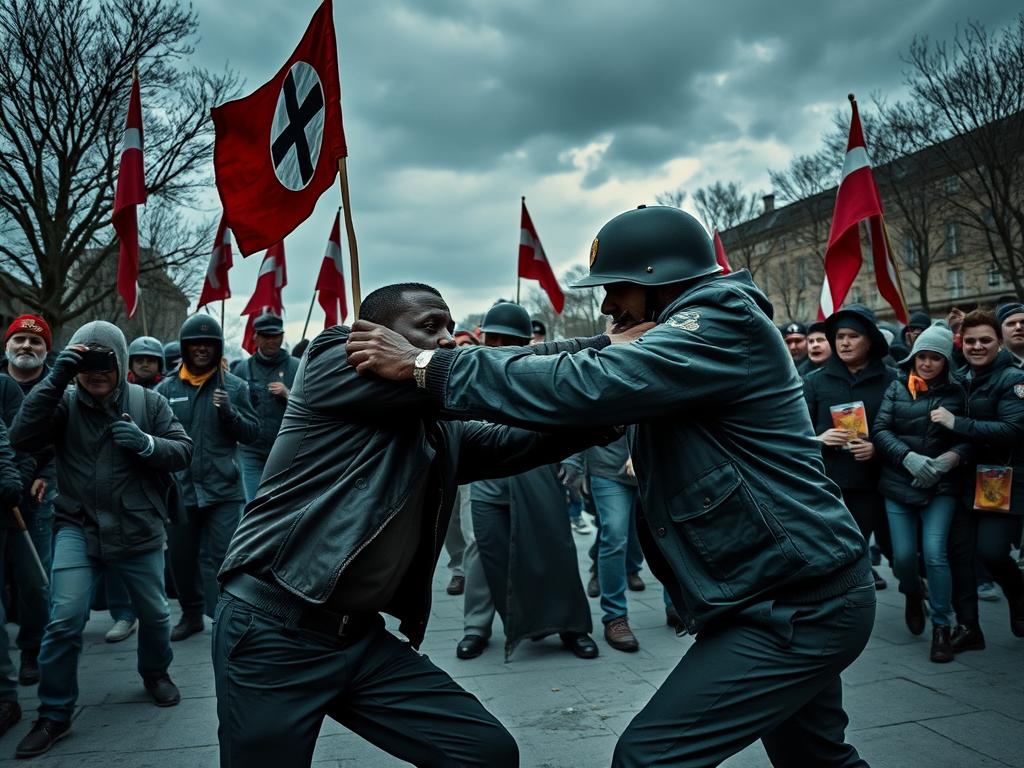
left=522, top=265, right=605, bottom=339
left=655, top=187, right=687, bottom=209
left=768, top=150, right=838, bottom=266
left=0, top=0, right=240, bottom=337
left=693, top=181, right=774, bottom=280
left=902, top=15, right=1024, bottom=295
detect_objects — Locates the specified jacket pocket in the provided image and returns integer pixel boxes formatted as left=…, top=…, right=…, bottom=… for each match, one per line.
left=667, top=462, right=803, bottom=601
left=119, top=491, right=161, bottom=548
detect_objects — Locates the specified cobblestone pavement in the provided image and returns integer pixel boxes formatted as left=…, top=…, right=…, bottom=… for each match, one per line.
left=0, top=527, right=1021, bottom=767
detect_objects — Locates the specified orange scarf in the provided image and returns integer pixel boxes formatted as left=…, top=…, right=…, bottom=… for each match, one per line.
left=907, top=373, right=929, bottom=400
left=178, top=364, right=217, bottom=388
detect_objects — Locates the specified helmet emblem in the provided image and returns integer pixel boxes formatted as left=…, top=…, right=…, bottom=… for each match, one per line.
left=589, top=238, right=599, bottom=268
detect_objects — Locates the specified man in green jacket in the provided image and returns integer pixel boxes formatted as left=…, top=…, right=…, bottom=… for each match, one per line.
left=348, top=205, right=874, bottom=767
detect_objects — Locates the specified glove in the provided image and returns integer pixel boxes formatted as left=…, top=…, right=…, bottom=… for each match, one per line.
left=903, top=452, right=940, bottom=488
left=930, top=451, right=960, bottom=475
left=558, top=464, right=584, bottom=494
left=111, top=419, right=153, bottom=456
left=213, top=388, right=236, bottom=421
left=50, top=346, right=84, bottom=387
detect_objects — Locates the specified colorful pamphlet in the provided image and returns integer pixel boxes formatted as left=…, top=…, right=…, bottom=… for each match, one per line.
left=974, top=465, right=1012, bottom=512
left=830, top=401, right=869, bottom=440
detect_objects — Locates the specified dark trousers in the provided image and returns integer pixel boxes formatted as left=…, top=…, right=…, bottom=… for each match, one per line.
left=212, top=594, right=518, bottom=768
left=168, top=502, right=242, bottom=618
left=612, top=582, right=875, bottom=768
left=950, top=508, right=1024, bottom=626
left=842, top=489, right=892, bottom=562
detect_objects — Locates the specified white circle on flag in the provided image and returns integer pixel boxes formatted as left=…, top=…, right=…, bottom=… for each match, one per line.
left=270, top=61, right=325, bottom=191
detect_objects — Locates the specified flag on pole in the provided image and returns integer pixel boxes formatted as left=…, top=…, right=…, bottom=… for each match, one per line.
left=197, top=216, right=233, bottom=309
left=212, top=0, right=347, bottom=256
left=818, top=96, right=908, bottom=323
left=240, top=242, right=287, bottom=353
left=519, top=199, right=564, bottom=314
left=113, top=71, right=146, bottom=318
left=713, top=229, right=732, bottom=275
left=316, top=211, right=347, bottom=328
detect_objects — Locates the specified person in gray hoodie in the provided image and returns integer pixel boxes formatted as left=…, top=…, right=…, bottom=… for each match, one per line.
left=10, top=321, right=193, bottom=759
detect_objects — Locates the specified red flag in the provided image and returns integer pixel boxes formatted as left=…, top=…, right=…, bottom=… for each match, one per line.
left=113, top=72, right=146, bottom=318
left=518, top=200, right=564, bottom=314
left=712, top=229, right=732, bottom=275
left=316, top=212, right=347, bottom=328
left=212, top=0, right=347, bottom=256
left=241, top=242, right=287, bottom=353
left=197, top=216, right=233, bottom=309
left=818, top=97, right=908, bottom=323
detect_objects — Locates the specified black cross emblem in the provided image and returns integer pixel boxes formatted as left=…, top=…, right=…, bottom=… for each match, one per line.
left=271, top=69, right=324, bottom=187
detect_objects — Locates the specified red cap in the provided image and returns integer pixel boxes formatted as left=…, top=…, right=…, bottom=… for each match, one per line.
left=5, top=315, right=52, bottom=350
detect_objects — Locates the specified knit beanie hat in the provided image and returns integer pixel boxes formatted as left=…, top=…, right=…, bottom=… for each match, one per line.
left=899, top=323, right=954, bottom=368
left=5, top=315, right=52, bottom=350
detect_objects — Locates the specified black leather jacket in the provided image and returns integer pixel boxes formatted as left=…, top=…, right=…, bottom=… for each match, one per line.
left=219, top=326, right=614, bottom=647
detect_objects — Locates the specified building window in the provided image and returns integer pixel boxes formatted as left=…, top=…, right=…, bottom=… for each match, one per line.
left=987, top=263, right=1005, bottom=288
left=944, top=175, right=960, bottom=194
left=947, top=267, right=965, bottom=299
left=901, top=231, right=917, bottom=268
left=945, top=222, right=959, bottom=257
left=850, top=286, right=865, bottom=305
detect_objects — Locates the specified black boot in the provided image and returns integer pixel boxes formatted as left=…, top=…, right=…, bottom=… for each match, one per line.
left=170, top=612, right=205, bottom=641
left=872, top=568, right=887, bottom=590
left=905, top=594, right=926, bottom=636
left=951, top=623, right=986, bottom=652
left=18, top=650, right=39, bottom=686
left=1009, top=596, right=1024, bottom=638
left=15, top=718, right=71, bottom=758
left=930, top=626, right=954, bottom=663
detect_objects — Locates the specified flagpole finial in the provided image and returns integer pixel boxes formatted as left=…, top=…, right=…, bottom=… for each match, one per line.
left=848, top=93, right=856, bottom=104
left=521, top=196, right=525, bottom=202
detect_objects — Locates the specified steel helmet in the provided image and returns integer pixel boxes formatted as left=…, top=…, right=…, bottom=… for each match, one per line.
left=128, top=335, right=164, bottom=360
left=574, top=205, right=721, bottom=288
left=480, top=302, right=532, bottom=340
left=179, top=314, right=224, bottom=359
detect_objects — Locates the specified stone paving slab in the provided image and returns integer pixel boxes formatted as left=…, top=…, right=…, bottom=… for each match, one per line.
left=0, top=525, right=1019, bottom=767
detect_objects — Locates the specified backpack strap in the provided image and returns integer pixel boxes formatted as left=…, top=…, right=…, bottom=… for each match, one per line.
left=125, top=382, right=149, bottom=431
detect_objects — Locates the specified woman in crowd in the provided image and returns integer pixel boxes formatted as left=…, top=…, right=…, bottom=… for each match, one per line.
left=874, top=324, right=969, bottom=662
left=932, top=309, right=1024, bottom=651
left=804, top=304, right=895, bottom=591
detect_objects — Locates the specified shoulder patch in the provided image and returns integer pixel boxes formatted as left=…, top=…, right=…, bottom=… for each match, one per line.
left=1014, top=384, right=1024, bottom=399
left=667, top=310, right=701, bottom=333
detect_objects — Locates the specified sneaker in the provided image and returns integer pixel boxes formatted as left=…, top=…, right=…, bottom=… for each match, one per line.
left=0, top=700, right=20, bottom=738
left=977, top=582, right=1000, bottom=602
left=571, top=517, right=594, bottom=535
left=445, top=575, right=465, bottom=596
left=18, top=652, right=39, bottom=686
left=105, top=618, right=139, bottom=643
left=15, top=718, right=71, bottom=758
left=905, top=595, right=926, bottom=636
left=626, top=572, right=646, bottom=592
left=930, top=626, right=954, bottom=663
left=586, top=572, right=599, bottom=598
left=170, top=613, right=204, bottom=642
left=143, top=674, right=181, bottom=707
left=951, top=623, right=986, bottom=652
left=871, top=568, right=887, bottom=591
left=603, top=617, right=639, bottom=652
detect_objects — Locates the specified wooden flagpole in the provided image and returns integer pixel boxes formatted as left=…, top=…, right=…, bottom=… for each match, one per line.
left=301, top=289, right=317, bottom=341
left=337, top=158, right=360, bottom=317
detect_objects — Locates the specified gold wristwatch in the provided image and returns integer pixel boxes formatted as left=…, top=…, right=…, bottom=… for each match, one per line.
left=413, top=349, right=435, bottom=389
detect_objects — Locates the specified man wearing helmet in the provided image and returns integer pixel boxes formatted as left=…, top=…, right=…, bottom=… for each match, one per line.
left=127, top=336, right=165, bottom=390
left=348, top=205, right=874, bottom=767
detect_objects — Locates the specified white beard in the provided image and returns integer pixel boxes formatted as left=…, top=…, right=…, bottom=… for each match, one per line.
left=5, top=349, right=44, bottom=371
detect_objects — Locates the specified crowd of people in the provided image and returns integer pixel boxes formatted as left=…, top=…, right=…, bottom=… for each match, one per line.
left=0, top=207, right=1020, bottom=764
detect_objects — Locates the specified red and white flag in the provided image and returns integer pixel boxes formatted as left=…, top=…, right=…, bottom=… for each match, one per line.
left=240, top=242, right=287, bottom=353
left=197, top=216, right=233, bottom=309
left=316, top=211, right=347, bottom=329
left=713, top=229, right=732, bottom=275
left=818, top=97, right=908, bottom=323
left=212, top=0, right=347, bottom=256
left=113, top=71, right=147, bottom=318
left=519, top=199, right=564, bottom=314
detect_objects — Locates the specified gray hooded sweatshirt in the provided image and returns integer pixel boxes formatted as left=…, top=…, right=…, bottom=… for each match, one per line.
left=11, top=321, right=193, bottom=560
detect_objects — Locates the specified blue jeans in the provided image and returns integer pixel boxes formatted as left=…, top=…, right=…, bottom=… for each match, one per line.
left=885, top=495, right=955, bottom=627
left=38, top=526, right=172, bottom=721
left=239, top=450, right=268, bottom=504
left=590, top=476, right=640, bottom=624
left=105, top=572, right=136, bottom=623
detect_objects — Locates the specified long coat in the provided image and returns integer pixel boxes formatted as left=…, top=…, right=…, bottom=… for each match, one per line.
left=472, top=463, right=592, bottom=659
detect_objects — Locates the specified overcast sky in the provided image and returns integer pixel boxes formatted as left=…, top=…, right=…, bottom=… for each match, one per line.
left=188, top=0, right=1018, bottom=344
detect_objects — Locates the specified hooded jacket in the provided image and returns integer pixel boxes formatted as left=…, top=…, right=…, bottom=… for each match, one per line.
left=219, top=326, right=616, bottom=648
left=873, top=326, right=971, bottom=504
left=10, top=321, right=193, bottom=560
left=423, top=272, right=869, bottom=636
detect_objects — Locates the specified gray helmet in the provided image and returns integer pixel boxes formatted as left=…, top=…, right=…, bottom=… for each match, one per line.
left=574, top=205, right=721, bottom=288
left=179, top=314, right=223, bottom=344
left=480, top=302, right=532, bottom=340
left=128, top=335, right=163, bottom=360
left=163, top=341, right=181, bottom=369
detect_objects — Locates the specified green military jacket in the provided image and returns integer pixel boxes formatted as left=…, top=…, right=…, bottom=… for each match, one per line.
left=426, top=272, right=868, bottom=634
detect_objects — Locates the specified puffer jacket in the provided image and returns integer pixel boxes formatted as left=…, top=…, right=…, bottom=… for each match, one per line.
left=874, top=374, right=970, bottom=505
